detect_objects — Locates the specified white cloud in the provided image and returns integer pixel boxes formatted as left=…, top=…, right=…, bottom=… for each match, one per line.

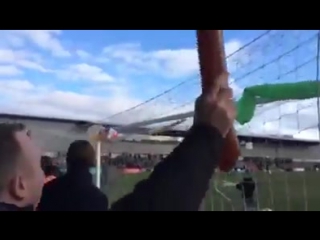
left=0, top=79, right=34, bottom=96
left=0, top=65, right=23, bottom=76
left=0, top=48, right=48, bottom=72
left=76, top=50, right=91, bottom=59
left=5, top=30, right=71, bottom=57
left=57, top=63, right=114, bottom=82
left=0, top=79, right=34, bottom=90
left=150, top=49, right=198, bottom=78
left=102, top=43, right=199, bottom=78
left=102, top=40, right=243, bottom=79
left=0, top=79, right=139, bottom=121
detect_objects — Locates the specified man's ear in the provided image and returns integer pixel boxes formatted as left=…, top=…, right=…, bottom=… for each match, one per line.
left=8, top=175, right=26, bottom=200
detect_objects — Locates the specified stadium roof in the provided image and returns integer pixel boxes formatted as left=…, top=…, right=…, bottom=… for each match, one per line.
left=0, top=113, right=319, bottom=144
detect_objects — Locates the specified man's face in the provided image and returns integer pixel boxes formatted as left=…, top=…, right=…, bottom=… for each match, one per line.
left=13, top=131, right=44, bottom=207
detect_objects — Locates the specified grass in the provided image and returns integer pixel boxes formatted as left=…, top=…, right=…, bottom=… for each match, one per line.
left=106, top=171, right=320, bottom=211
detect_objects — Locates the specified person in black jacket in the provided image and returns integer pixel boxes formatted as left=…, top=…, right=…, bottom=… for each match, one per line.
left=39, top=72, right=236, bottom=211
left=236, top=176, right=257, bottom=211
left=38, top=140, right=108, bottom=211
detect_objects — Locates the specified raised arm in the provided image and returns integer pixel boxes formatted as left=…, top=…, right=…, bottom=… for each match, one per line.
left=111, top=73, right=236, bottom=211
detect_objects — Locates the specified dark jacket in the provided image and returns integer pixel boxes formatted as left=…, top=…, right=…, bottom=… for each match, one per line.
left=0, top=202, right=33, bottom=211
left=111, top=124, right=224, bottom=211
left=37, top=166, right=108, bottom=211
left=38, top=124, right=224, bottom=211
left=236, top=178, right=255, bottom=199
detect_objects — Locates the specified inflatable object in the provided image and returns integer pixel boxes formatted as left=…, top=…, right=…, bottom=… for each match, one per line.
left=197, top=30, right=240, bottom=172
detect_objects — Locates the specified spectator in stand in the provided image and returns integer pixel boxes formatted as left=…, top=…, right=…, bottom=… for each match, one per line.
left=0, top=123, right=44, bottom=211
left=41, top=156, right=61, bottom=184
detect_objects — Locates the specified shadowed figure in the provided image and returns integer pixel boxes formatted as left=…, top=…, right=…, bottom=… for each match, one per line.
left=236, top=176, right=257, bottom=211
left=38, top=140, right=109, bottom=211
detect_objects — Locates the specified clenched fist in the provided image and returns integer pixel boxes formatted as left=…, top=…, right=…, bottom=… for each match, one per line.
left=194, top=72, right=236, bottom=137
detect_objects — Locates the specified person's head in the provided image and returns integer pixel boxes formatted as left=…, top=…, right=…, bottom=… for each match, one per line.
left=43, top=165, right=61, bottom=178
left=66, top=140, right=95, bottom=170
left=0, top=123, right=44, bottom=208
left=41, top=156, right=60, bottom=177
left=41, top=156, right=52, bottom=172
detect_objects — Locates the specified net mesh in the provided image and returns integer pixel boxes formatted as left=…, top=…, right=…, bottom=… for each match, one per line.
left=104, top=30, right=320, bottom=211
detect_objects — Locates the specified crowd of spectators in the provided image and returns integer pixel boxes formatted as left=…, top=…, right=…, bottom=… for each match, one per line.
left=103, top=153, right=167, bottom=170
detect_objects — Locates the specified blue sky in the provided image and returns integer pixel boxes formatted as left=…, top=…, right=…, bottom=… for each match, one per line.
left=0, top=30, right=318, bottom=139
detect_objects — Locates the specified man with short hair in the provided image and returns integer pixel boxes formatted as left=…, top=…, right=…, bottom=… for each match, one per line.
left=0, top=123, right=44, bottom=211
left=38, top=140, right=108, bottom=211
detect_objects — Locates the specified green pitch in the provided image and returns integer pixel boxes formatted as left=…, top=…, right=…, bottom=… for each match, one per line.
left=106, top=171, right=320, bottom=211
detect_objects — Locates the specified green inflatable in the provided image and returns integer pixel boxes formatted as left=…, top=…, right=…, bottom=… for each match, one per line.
left=236, top=81, right=320, bottom=125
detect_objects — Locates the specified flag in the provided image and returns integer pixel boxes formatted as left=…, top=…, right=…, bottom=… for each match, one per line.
left=101, top=126, right=118, bottom=140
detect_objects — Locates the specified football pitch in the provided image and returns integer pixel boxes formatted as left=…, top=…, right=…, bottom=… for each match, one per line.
left=107, top=171, right=320, bottom=211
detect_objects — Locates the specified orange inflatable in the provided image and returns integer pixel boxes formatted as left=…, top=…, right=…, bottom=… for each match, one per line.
left=219, top=129, right=240, bottom=171
left=196, top=30, right=240, bottom=172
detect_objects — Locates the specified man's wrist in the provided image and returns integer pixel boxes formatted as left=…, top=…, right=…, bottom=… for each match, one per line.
left=192, top=121, right=226, bottom=138
left=191, top=123, right=224, bottom=139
